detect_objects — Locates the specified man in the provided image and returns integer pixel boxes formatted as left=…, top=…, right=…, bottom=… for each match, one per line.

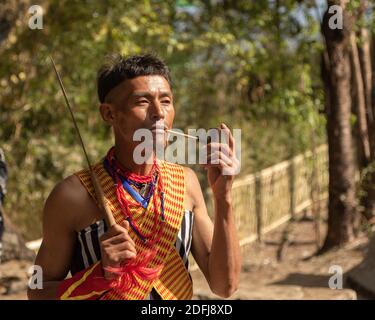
left=0, top=148, right=7, bottom=263
left=28, top=53, right=241, bottom=300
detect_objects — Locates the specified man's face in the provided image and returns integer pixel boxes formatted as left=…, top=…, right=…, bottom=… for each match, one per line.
left=100, top=75, right=175, bottom=149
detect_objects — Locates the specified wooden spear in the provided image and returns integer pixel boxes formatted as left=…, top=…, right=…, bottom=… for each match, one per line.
left=49, top=56, right=116, bottom=228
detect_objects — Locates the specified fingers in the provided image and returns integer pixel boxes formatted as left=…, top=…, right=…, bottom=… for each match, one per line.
left=121, top=220, right=130, bottom=230
left=202, top=142, right=236, bottom=167
left=105, top=250, right=137, bottom=267
left=106, top=243, right=137, bottom=266
left=100, top=223, right=129, bottom=241
left=101, top=231, right=136, bottom=248
left=206, top=142, right=233, bottom=158
left=105, top=241, right=137, bottom=258
left=205, top=151, right=233, bottom=167
left=114, top=241, right=137, bottom=255
left=202, top=160, right=230, bottom=173
left=100, top=220, right=137, bottom=268
left=199, top=123, right=240, bottom=175
left=222, top=123, right=235, bottom=154
left=201, top=123, right=235, bottom=158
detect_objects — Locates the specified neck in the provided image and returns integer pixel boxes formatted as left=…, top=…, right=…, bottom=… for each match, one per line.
left=114, top=141, right=155, bottom=176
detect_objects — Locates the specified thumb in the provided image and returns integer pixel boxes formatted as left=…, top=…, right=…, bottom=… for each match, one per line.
left=121, top=219, right=130, bottom=230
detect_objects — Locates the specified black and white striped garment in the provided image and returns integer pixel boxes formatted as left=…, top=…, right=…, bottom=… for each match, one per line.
left=70, top=209, right=194, bottom=276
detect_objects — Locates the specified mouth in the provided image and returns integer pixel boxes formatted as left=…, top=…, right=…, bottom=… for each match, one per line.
left=151, top=128, right=166, bottom=132
left=150, top=125, right=168, bottom=133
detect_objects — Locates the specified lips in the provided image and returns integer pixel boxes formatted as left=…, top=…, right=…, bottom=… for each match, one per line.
left=150, top=125, right=168, bottom=133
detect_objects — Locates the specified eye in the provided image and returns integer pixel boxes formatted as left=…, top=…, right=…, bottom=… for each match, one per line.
left=137, top=99, right=149, bottom=105
left=161, top=99, right=171, bottom=104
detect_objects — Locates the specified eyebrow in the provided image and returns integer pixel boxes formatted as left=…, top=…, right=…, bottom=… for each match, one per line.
left=131, top=91, right=172, bottom=98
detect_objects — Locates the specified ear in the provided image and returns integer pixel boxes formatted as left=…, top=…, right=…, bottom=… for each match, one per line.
left=99, top=103, right=115, bottom=125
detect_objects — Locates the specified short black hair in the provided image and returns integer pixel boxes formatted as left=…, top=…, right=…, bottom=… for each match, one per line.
left=97, top=53, right=172, bottom=103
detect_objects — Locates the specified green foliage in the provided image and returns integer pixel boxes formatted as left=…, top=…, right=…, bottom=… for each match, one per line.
left=0, top=0, right=326, bottom=240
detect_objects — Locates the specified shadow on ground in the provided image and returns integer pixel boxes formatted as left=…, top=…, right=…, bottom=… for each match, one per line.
left=271, top=273, right=330, bottom=288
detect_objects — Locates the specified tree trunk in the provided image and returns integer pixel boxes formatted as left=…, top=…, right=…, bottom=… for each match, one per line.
left=357, top=2, right=375, bottom=221
left=310, top=129, right=321, bottom=249
left=350, top=32, right=370, bottom=169
left=372, top=33, right=375, bottom=117
left=320, top=0, right=357, bottom=253
left=358, top=28, right=373, bottom=126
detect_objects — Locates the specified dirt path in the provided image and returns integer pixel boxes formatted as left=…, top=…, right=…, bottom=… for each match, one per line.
left=192, top=216, right=368, bottom=300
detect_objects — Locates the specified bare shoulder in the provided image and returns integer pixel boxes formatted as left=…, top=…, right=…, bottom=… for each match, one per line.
left=48, top=174, right=87, bottom=203
left=43, top=174, right=89, bottom=232
left=183, top=166, right=205, bottom=212
left=183, top=166, right=199, bottom=195
left=183, top=166, right=200, bottom=186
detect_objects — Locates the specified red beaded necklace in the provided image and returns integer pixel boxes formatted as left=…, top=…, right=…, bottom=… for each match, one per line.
left=104, top=147, right=165, bottom=246
left=102, top=147, right=165, bottom=293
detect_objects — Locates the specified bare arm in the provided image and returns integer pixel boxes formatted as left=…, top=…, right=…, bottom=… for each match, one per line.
left=27, top=176, right=79, bottom=300
left=187, top=168, right=241, bottom=298
left=188, top=123, right=241, bottom=298
left=28, top=174, right=137, bottom=300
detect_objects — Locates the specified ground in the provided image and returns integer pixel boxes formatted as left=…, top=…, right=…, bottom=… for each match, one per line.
left=191, top=214, right=370, bottom=300
left=0, top=213, right=371, bottom=300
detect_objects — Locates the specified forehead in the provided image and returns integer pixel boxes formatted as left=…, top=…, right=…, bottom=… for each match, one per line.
left=107, top=75, right=172, bottom=104
left=125, top=75, right=171, bottom=94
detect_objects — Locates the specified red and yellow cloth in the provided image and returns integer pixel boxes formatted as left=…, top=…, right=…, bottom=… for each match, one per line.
left=57, top=262, right=110, bottom=300
left=57, top=160, right=193, bottom=300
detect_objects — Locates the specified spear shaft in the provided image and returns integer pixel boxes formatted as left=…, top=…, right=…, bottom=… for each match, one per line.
left=49, top=55, right=116, bottom=227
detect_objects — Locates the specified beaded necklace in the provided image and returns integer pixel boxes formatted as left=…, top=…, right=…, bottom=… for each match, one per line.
left=104, top=147, right=165, bottom=246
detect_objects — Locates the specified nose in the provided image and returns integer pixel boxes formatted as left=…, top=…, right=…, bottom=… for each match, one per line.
left=150, top=101, right=165, bottom=121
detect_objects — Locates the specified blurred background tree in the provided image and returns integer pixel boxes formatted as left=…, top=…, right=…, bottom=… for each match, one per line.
left=320, top=0, right=375, bottom=252
left=1, top=0, right=329, bottom=240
